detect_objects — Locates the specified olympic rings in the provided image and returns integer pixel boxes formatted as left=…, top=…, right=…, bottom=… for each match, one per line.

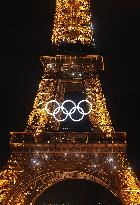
left=45, top=100, right=92, bottom=122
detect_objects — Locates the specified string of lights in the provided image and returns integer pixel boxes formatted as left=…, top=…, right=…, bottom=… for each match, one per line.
left=84, top=77, right=114, bottom=134
left=52, top=0, right=94, bottom=45
left=119, top=168, right=140, bottom=204
left=26, top=78, right=64, bottom=134
left=0, top=0, right=140, bottom=204
left=0, top=148, right=140, bottom=204
left=1, top=52, right=140, bottom=204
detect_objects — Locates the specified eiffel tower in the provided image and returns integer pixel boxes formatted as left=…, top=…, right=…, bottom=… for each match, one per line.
left=0, top=0, right=140, bottom=204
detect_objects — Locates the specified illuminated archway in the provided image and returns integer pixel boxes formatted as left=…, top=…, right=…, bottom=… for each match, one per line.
left=27, top=171, right=119, bottom=204
left=34, top=179, right=122, bottom=205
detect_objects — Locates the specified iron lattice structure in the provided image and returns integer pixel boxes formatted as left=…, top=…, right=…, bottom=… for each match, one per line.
left=0, top=0, right=140, bottom=204
left=51, top=0, right=94, bottom=45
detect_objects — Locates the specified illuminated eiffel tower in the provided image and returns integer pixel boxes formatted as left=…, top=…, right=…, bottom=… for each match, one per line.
left=0, top=0, right=140, bottom=204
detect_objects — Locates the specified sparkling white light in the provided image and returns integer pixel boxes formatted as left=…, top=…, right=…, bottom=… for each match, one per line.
left=45, top=100, right=92, bottom=122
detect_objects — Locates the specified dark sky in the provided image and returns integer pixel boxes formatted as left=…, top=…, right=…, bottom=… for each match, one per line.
left=0, top=0, right=140, bottom=202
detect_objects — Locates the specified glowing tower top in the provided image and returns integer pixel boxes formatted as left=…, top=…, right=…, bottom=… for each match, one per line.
left=51, top=0, right=94, bottom=46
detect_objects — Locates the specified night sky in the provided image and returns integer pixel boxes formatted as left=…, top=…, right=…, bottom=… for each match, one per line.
left=0, top=0, right=140, bottom=203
